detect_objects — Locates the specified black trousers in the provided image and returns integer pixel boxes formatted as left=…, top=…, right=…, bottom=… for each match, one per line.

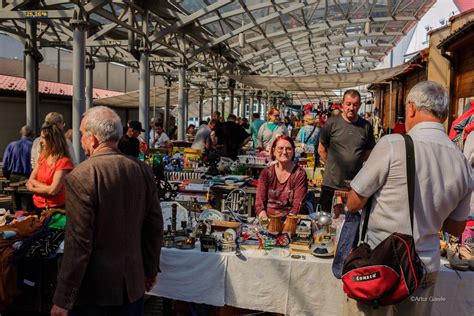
left=69, top=297, right=144, bottom=316
left=319, top=185, right=336, bottom=213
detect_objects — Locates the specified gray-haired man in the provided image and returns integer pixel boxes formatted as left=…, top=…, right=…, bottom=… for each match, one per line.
left=51, top=106, right=163, bottom=316
left=346, top=81, right=473, bottom=315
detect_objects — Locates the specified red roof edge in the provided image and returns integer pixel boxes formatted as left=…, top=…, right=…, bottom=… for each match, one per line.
left=0, top=74, right=124, bottom=99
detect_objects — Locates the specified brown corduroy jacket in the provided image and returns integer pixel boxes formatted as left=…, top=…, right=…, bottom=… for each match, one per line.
left=53, top=148, right=163, bottom=310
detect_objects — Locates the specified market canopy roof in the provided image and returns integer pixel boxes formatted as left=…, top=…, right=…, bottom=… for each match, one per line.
left=0, top=0, right=435, bottom=80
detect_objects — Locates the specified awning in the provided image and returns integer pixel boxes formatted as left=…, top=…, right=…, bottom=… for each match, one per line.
left=93, top=63, right=409, bottom=112
left=93, top=85, right=211, bottom=109
left=229, top=63, right=411, bottom=91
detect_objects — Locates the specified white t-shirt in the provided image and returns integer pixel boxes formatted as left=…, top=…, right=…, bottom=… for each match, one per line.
left=191, top=125, right=211, bottom=151
left=153, top=132, right=170, bottom=148
left=149, top=129, right=156, bottom=148
left=351, top=122, right=473, bottom=273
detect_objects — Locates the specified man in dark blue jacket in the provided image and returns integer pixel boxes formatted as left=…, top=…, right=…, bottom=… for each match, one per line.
left=2, top=125, right=34, bottom=210
left=2, top=125, right=34, bottom=182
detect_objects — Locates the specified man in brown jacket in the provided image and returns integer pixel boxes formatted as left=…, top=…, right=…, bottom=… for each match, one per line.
left=51, top=106, right=163, bottom=316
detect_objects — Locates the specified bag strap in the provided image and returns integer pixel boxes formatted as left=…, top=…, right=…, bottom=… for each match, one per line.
left=360, top=197, right=372, bottom=242
left=360, top=134, right=415, bottom=241
left=403, top=134, right=416, bottom=234
left=304, top=126, right=316, bottom=144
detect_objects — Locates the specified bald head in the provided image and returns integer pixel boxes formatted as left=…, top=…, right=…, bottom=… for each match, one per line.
left=82, top=106, right=123, bottom=143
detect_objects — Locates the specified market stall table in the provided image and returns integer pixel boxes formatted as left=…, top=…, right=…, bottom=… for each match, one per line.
left=2, top=185, right=33, bottom=210
left=149, top=246, right=474, bottom=315
left=0, top=194, right=12, bottom=209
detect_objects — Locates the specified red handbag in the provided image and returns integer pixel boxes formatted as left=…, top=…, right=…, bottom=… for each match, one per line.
left=341, top=135, right=425, bottom=307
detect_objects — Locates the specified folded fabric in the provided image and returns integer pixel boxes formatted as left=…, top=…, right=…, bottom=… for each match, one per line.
left=0, top=209, right=6, bottom=226
left=25, top=229, right=65, bottom=258
left=0, top=231, right=16, bottom=239
left=12, top=241, right=23, bottom=250
left=46, top=213, right=66, bottom=230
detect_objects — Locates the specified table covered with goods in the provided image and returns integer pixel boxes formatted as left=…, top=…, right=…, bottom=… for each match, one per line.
left=148, top=202, right=474, bottom=315
left=148, top=195, right=473, bottom=315
left=145, top=145, right=473, bottom=315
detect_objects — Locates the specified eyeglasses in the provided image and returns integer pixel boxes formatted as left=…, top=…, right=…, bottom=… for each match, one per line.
left=275, top=146, right=293, bottom=152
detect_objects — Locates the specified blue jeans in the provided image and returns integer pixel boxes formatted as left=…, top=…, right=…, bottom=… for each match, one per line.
left=69, top=297, right=144, bottom=316
left=332, top=212, right=361, bottom=279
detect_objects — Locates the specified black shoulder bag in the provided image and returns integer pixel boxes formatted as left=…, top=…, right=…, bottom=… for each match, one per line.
left=341, top=134, right=425, bottom=307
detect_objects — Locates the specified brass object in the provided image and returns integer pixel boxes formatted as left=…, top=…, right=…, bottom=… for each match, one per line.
left=267, top=214, right=283, bottom=234
left=282, top=214, right=298, bottom=236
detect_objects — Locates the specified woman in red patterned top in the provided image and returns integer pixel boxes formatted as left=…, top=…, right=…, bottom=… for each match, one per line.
left=26, top=123, right=74, bottom=211
left=255, top=135, right=308, bottom=220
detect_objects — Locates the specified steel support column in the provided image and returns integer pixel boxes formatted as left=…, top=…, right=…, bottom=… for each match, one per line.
left=185, top=85, right=189, bottom=130
left=235, top=96, right=241, bottom=117
left=212, top=77, right=219, bottom=117
left=164, top=77, right=171, bottom=134
left=229, top=89, right=235, bottom=115
left=240, top=90, right=246, bottom=118
left=25, top=19, right=39, bottom=134
left=220, top=93, right=226, bottom=120
left=177, top=65, right=187, bottom=140
left=139, top=47, right=150, bottom=145
left=250, top=92, right=255, bottom=116
left=71, top=12, right=88, bottom=162
left=257, top=93, right=262, bottom=115
left=198, top=88, right=204, bottom=123
left=264, top=93, right=270, bottom=114
left=85, top=53, right=95, bottom=110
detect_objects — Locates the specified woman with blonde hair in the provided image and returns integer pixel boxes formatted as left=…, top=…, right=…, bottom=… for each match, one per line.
left=256, top=107, right=288, bottom=151
left=26, top=123, right=74, bottom=211
left=296, top=114, right=320, bottom=152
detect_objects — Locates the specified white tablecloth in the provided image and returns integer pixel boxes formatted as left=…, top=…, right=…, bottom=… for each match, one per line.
left=149, top=247, right=227, bottom=307
left=148, top=246, right=474, bottom=315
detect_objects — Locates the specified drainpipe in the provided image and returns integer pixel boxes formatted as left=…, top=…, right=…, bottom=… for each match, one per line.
left=376, top=82, right=393, bottom=130
left=440, top=47, right=455, bottom=126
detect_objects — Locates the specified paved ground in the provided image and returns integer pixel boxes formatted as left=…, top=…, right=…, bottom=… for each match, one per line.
left=144, top=295, right=163, bottom=316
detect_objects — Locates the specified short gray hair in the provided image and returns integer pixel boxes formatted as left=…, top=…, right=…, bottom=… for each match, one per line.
left=406, top=81, right=448, bottom=121
left=82, top=106, right=123, bottom=142
left=20, top=125, right=33, bottom=138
